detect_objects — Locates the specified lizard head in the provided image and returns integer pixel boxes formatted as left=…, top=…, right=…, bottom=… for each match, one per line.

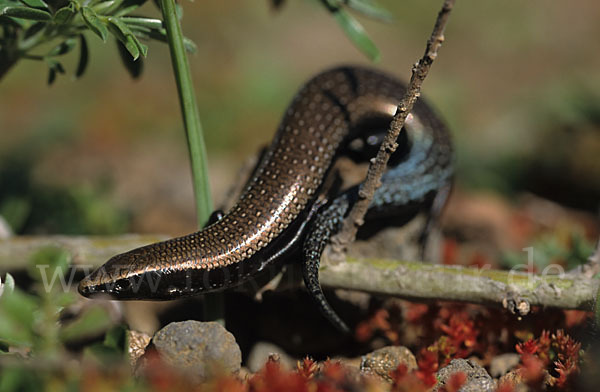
left=78, top=247, right=163, bottom=300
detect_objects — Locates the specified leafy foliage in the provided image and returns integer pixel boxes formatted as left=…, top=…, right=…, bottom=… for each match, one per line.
left=501, top=233, right=594, bottom=272
left=0, top=259, right=590, bottom=390
left=1, top=0, right=391, bottom=83
left=0, top=247, right=126, bottom=391
left=0, top=147, right=130, bottom=235
left=316, top=0, right=391, bottom=61
left=271, top=0, right=391, bottom=61
left=0, top=0, right=195, bottom=82
left=515, top=330, right=583, bottom=390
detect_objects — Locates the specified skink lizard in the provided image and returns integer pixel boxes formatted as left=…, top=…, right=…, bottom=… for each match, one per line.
left=78, top=66, right=453, bottom=332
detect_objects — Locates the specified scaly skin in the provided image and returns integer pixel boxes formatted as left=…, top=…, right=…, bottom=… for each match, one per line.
left=78, top=66, right=453, bottom=332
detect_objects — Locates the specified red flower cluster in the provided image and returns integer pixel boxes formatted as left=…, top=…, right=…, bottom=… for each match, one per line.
left=515, top=329, right=581, bottom=389
left=388, top=364, right=429, bottom=392
left=355, top=308, right=399, bottom=343
left=439, top=311, right=478, bottom=358
left=240, top=358, right=379, bottom=392
left=389, top=362, right=467, bottom=392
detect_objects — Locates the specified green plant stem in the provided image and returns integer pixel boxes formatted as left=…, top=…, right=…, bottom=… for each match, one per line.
left=158, top=0, right=212, bottom=225
left=158, top=0, right=223, bottom=324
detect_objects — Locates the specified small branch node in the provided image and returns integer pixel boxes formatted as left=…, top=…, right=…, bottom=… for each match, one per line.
left=502, top=292, right=532, bottom=317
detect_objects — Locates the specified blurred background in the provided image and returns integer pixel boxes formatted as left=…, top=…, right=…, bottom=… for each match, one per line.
left=1, top=0, right=599, bottom=249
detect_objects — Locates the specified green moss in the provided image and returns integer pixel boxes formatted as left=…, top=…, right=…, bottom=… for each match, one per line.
left=344, top=256, right=575, bottom=291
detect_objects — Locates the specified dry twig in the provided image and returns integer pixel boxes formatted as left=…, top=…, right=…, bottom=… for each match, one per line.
left=332, top=0, right=456, bottom=251
left=1, top=235, right=597, bottom=312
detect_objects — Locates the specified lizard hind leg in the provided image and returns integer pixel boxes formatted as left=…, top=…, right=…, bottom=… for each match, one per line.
left=302, top=195, right=353, bottom=334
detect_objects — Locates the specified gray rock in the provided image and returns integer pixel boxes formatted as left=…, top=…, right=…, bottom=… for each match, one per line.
left=489, top=353, right=520, bottom=378
left=360, top=346, right=417, bottom=382
left=435, top=358, right=495, bottom=392
left=150, top=321, right=241, bottom=383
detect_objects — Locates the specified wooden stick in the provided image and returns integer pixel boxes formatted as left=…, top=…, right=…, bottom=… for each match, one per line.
left=332, top=0, right=456, bottom=251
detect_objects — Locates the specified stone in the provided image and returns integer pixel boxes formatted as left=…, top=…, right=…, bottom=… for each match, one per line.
left=435, top=358, right=495, bottom=392
left=489, top=353, right=520, bottom=378
left=150, top=321, right=242, bottom=383
left=360, top=346, right=417, bottom=382
left=128, top=330, right=152, bottom=367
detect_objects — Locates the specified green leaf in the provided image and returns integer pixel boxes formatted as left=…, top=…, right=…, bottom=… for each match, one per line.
left=80, top=325, right=129, bottom=366
left=91, top=0, right=123, bottom=15
left=121, top=15, right=162, bottom=29
left=47, top=67, right=56, bottom=84
left=55, top=291, right=76, bottom=308
left=52, top=60, right=65, bottom=74
left=107, top=14, right=133, bottom=35
left=0, top=288, right=37, bottom=347
left=59, top=306, right=113, bottom=343
left=116, top=38, right=142, bottom=77
left=0, top=288, right=37, bottom=325
left=23, top=20, right=45, bottom=38
left=47, top=36, right=76, bottom=56
left=81, top=6, right=108, bottom=42
left=331, top=6, right=379, bottom=61
left=83, top=343, right=122, bottom=365
left=122, top=34, right=139, bottom=59
left=0, top=10, right=27, bottom=26
left=0, top=5, right=51, bottom=20
left=53, top=4, right=75, bottom=24
left=108, top=16, right=146, bottom=59
left=0, top=368, right=42, bottom=391
left=18, top=0, right=48, bottom=9
left=137, top=39, right=147, bottom=57
left=75, top=33, right=88, bottom=78
left=103, top=324, right=128, bottom=352
left=2, top=273, right=15, bottom=297
left=125, top=23, right=151, bottom=34
left=0, top=196, right=30, bottom=233
left=342, top=0, right=393, bottom=22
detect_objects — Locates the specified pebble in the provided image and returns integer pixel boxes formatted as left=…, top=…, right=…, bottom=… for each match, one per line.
left=435, top=358, right=495, bottom=392
left=148, top=321, right=242, bottom=383
left=360, top=346, right=417, bottom=382
left=128, top=330, right=151, bottom=367
left=489, top=353, right=520, bottom=378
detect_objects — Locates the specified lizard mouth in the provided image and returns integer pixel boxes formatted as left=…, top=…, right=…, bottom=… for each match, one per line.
left=78, top=266, right=136, bottom=299
left=78, top=275, right=114, bottom=298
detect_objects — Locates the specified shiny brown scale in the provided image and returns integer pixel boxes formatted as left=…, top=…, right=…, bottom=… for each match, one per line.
left=78, top=66, right=445, bottom=300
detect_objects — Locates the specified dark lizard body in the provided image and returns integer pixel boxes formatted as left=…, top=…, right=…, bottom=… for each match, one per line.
left=78, top=66, right=453, bottom=332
